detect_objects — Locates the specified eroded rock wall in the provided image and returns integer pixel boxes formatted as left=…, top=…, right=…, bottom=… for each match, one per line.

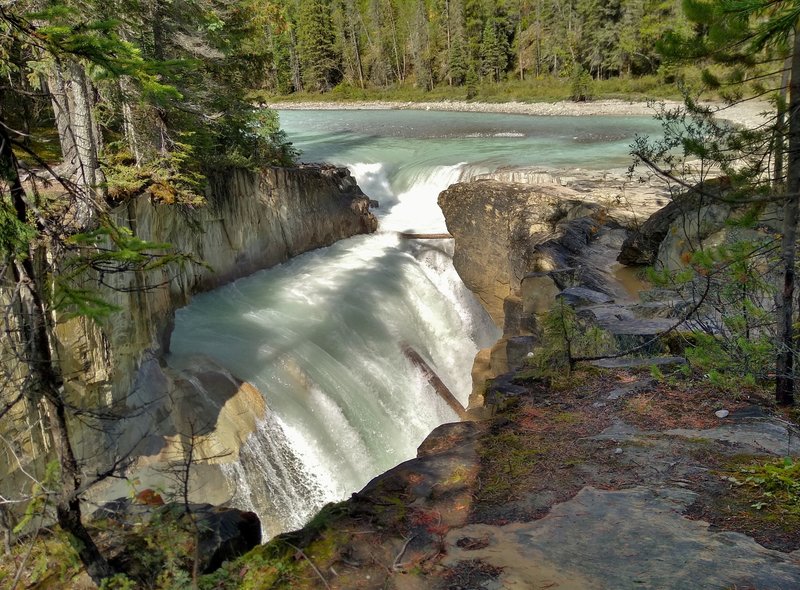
left=56, top=165, right=376, bottom=410
left=3, top=165, right=376, bottom=489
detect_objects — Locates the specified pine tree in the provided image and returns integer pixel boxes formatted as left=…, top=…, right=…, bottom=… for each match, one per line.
left=296, top=0, right=339, bottom=91
left=480, top=16, right=509, bottom=82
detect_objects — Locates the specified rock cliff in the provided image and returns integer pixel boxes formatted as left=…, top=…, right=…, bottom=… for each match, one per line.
left=4, top=165, right=376, bottom=494
left=439, top=178, right=638, bottom=401
left=58, top=165, right=376, bottom=407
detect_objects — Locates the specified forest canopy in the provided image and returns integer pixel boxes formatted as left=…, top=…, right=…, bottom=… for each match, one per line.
left=245, top=0, right=693, bottom=96
left=1, top=0, right=298, bottom=210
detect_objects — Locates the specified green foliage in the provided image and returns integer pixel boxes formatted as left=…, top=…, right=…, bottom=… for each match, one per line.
left=529, top=300, right=616, bottom=375
left=569, top=65, right=594, bottom=102
left=241, top=0, right=692, bottom=96
left=295, top=0, right=339, bottom=92
left=730, top=457, right=800, bottom=514
left=100, top=574, right=138, bottom=589
left=0, top=530, right=82, bottom=587
left=644, top=235, right=777, bottom=390
left=14, top=460, right=60, bottom=534
left=205, top=108, right=299, bottom=170
left=0, top=199, right=37, bottom=257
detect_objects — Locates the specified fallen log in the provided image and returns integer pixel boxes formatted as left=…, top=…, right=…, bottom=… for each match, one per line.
left=399, top=232, right=453, bottom=240
left=401, top=344, right=469, bottom=420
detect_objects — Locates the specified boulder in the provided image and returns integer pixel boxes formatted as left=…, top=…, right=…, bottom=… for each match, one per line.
left=617, top=179, right=732, bottom=266
left=438, top=179, right=606, bottom=327
left=95, top=499, right=261, bottom=578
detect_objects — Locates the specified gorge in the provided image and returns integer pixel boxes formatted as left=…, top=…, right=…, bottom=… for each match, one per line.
left=164, top=109, right=664, bottom=538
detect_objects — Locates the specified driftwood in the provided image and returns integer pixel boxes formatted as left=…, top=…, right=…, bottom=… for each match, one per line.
left=398, top=233, right=453, bottom=240
left=401, top=345, right=469, bottom=420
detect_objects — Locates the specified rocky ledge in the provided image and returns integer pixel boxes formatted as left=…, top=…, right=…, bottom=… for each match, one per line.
left=200, top=365, right=800, bottom=589
left=188, top=170, right=800, bottom=589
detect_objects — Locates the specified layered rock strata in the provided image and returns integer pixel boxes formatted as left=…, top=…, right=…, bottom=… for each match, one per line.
left=3, top=165, right=377, bottom=496
left=439, top=178, right=638, bottom=404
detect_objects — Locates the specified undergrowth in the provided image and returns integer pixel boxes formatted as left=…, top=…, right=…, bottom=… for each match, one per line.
left=728, top=457, right=800, bottom=516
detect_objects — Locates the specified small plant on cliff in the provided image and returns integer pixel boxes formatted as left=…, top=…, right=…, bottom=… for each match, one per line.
left=644, top=238, right=777, bottom=391
left=529, top=300, right=616, bottom=375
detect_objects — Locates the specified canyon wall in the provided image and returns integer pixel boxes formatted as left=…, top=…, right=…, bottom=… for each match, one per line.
left=3, top=165, right=376, bottom=493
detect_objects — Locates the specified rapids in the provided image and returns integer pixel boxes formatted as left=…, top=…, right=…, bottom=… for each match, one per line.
left=168, top=109, right=661, bottom=537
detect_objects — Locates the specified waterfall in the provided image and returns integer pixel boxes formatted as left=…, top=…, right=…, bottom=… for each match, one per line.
left=169, top=109, right=660, bottom=539
left=170, top=162, right=499, bottom=539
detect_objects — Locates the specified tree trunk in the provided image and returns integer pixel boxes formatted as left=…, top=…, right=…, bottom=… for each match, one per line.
left=47, top=65, right=78, bottom=175
left=775, top=29, right=800, bottom=406
left=347, top=0, right=365, bottom=89
left=0, top=123, right=115, bottom=585
left=289, top=27, right=303, bottom=92
left=66, top=62, right=98, bottom=193
left=775, top=56, right=792, bottom=186
left=120, top=78, right=144, bottom=166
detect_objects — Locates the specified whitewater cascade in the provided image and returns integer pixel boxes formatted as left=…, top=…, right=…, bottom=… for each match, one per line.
left=169, top=161, right=499, bottom=538
left=169, top=109, right=661, bottom=538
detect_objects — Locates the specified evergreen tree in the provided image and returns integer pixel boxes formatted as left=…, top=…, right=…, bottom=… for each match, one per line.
left=480, top=16, right=509, bottom=82
left=642, top=0, right=800, bottom=405
left=296, top=0, right=339, bottom=91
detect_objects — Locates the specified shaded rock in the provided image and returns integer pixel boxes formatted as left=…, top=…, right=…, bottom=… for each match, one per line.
left=96, top=500, right=261, bottom=577
left=521, top=272, right=562, bottom=317
left=620, top=178, right=781, bottom=275
left=591, top=356, right=687, bottom=370
left=577, top=303, right=638, bottom=324
left=502, top=295, right=525, bottom=334
left=557, top=286, right=614, bottom=306
left=120, top=357, right=267, bottom=467
left=618, top=178, right=731, bottom=266
left=506, top=336, right=538, bottom=369
left=483, top=372, right=530, bottom=414
left=596, top=318, right=682, bottom=352
left=442, top=486, right=800, bottom=589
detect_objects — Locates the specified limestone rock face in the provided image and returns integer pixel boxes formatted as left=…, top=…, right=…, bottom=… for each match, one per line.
left=438, top=179, right=605, bottom=327
left=56, top=165, right=375, bottom=410
left=3, top=165, right=376, bottom=486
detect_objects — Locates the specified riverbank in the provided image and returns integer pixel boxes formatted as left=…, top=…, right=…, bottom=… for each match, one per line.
left=271, top=98, right=773, bottom=129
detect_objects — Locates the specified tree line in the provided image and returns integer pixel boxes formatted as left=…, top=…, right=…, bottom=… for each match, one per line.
left=254, top=0, right=691, bottom=95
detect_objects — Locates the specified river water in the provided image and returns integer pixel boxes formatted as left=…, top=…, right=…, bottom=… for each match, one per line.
left=168, top=109, right=661, bottom=538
